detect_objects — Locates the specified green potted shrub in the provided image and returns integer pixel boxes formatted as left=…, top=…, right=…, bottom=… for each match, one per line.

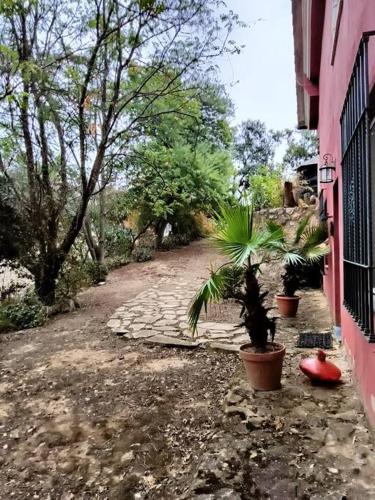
left=188, top=204, right=287, bottom=391
left=271, top=217, right=329, bottom=317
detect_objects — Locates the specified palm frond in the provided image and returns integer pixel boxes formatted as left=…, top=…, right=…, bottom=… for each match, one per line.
left=260, top=225, right=285, bottom=250
left=300, top=224, right=329, bottom=258
left=212, top=239, right=252, bottom=266
left=214, top=204, right=252, bottom=243
left=188, top=267, right=230, bottom=335
left=212, top=205, right=285, bottom=266
left=283, top=251, right=305, bottom=266
left=294, top=216, right=311, bottom=244
left=212, top=205, right=254, bottom=265
left=266, top=220, right=285, bottom=242
left=304, top=243, right=331, bottom=262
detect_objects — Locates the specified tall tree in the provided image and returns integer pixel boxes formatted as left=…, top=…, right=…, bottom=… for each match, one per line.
left=282, top=129, right=318, bottom=170
left=0, top=0, right=241, bottom=304
left=234, top=119, right=282, bottom=176
left=122, top=79, right=235, bottom=247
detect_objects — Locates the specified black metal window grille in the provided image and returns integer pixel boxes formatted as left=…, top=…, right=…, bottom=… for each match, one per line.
left=341, top=36, right=374, bottom=341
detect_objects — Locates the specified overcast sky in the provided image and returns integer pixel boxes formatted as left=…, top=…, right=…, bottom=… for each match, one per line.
left=218, top=0, right=297, bottom=132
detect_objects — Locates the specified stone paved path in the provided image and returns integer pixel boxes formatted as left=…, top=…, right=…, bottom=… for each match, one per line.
left=107, top=276, right=249, bottom=350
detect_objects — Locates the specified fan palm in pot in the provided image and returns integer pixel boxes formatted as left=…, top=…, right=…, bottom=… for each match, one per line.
left=271, top=217, right=330, bottom=317
left=188, top=204, right=286, bottom=390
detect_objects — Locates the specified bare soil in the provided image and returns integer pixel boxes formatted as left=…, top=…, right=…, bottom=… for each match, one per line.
left=0, top=240, right=373, bottom=499
left=0, top=241, right=239, bottom=499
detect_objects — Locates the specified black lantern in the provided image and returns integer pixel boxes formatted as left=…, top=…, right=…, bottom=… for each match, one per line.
left=319, top=153, right=336, bottom=184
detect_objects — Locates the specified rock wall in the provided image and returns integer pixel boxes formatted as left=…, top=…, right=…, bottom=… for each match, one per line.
left=253, top=206, right=320, bottom=296
left=254, top=206, right=319, bottom=237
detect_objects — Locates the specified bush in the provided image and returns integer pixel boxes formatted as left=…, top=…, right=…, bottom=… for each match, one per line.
left=160, top=235, right=180, bottom=251
left=175, top=234, right=190, bottom=246
left=0, top=292, right=47, bottom=332
left=0, top=261, right=32, bottom=301
left=55, top=256, right=92, bottom=301
left=192, top=212, right=214, bottom=237
left=170, top=211, right=202, bottom=241
left=106, top=255, right=131, bottom=271
left=56, top=256, right=110, bottom=300
left=104, top=227, right=133, bottom=258
left=132, top=245, right=154, bottom=262
left=249, top=166, right=283, bottom=210
left=221, top=265, right=244, bottom=299
left=84, top=260, right=108, bottom=284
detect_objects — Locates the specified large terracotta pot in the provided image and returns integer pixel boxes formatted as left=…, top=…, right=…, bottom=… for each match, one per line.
left=239, top=343, right=286, bottom=391
left=275, top=295, right=300, bottom=317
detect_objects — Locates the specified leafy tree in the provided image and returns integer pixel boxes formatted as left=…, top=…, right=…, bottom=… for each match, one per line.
left=83, top=76, right=235, bottom=260
left=282, top=129, right=318, bottom=171
left=126, top=142, right=234, bottom=246
left=196, top=83, right=234, bottom=150
left=0, top=0, right=241, bottom=304
left=234, top=119, right=282, bottom=176
left=0, top=175, right=27, bottom=260
left=116, top=74, right=235, bottom=247
left=248, top=165, right=283, bottom=210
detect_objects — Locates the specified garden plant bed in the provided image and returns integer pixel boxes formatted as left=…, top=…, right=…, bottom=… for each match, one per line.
left=0, top=241, right=374, bottom=499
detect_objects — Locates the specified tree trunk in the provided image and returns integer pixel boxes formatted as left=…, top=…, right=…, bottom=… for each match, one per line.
left=83, top=217, right=103, bottom=263
left=283, top=181, right=297, bottom=207
left=97, top=178, right=105, bottom=264
left=155, top=220, right=167, bottom=249
left=34, top=252, right=62, bottom=306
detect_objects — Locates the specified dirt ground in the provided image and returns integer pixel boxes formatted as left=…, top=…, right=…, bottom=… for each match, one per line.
left=0, top=240, right=374, bottom=499
left=0, top=241, right=237, bottom=499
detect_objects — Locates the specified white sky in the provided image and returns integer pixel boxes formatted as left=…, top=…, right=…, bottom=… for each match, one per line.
left=218, top=0, right=297, bottom=132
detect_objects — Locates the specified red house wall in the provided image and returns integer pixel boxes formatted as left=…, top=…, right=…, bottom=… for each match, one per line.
left=318, top=0, right=375, bottom=425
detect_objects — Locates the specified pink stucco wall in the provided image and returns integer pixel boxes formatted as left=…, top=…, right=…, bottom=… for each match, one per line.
left=318, top=0, right=375, bottom=425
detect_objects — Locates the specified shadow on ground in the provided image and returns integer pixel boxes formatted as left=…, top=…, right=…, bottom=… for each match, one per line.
left=0, top=241, right=373, bottom=499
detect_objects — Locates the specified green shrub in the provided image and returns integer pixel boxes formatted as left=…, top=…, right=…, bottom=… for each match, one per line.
left=132, top=245, right=154, bottom=262
left=160, top=235, right=179, bottom=251
left=84, top=260, right=108, bottom=284
left=0, top=292, right=47, bottom=332
left=249, top=166, right=283, bottom=210
left=175, top=234, right=190, bottom=246
left=106, top=255, right=130, bottom=271
left=104, top=227, right=132, bottom=258
left=170, top=211, right=202, bottom=241
left=56, top=256, right=92, bottom=301
left=221, top=265, right=244, bottom=299
left=160, top=233, right=193, bottom=251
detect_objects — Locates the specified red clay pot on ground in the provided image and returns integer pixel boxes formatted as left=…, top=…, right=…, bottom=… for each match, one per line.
left=275, top=295, right=300, bottom=317
left=239, top=343, right=286, bottom=391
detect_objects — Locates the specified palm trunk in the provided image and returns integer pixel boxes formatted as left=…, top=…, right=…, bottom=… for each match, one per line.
left=242, top=266, right=274, bottom=352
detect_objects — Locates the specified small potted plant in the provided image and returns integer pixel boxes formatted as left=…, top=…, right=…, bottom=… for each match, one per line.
left=272, top=217, right=329, bottom=317
left=188, top=204, right=286, bottom=391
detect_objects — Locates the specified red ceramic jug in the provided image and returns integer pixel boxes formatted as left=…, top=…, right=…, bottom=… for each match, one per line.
left=299, top=350, right=341, bottom=383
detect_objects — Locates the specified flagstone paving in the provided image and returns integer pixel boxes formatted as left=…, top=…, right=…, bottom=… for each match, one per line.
left=106, top=276, right=249, bottom=350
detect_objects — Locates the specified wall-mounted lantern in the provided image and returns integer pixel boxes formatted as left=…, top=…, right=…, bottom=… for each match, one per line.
left=319, top=153, right=336, bottom=184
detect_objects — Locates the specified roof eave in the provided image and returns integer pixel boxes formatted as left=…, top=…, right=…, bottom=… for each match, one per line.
left=292, top=0, right=325, bottom=130
left=292, top=0, right=307, bottom=129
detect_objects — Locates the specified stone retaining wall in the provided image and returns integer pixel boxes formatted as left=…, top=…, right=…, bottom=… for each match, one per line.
left=254, top=206, right=319, bottom=237
left=253, top=206, right=321, bottom=295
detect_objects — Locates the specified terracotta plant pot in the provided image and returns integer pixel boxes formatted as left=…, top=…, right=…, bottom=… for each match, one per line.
left=275, top=295, right=300, bottom=317
left=239, top=343, right=286, bottom=391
